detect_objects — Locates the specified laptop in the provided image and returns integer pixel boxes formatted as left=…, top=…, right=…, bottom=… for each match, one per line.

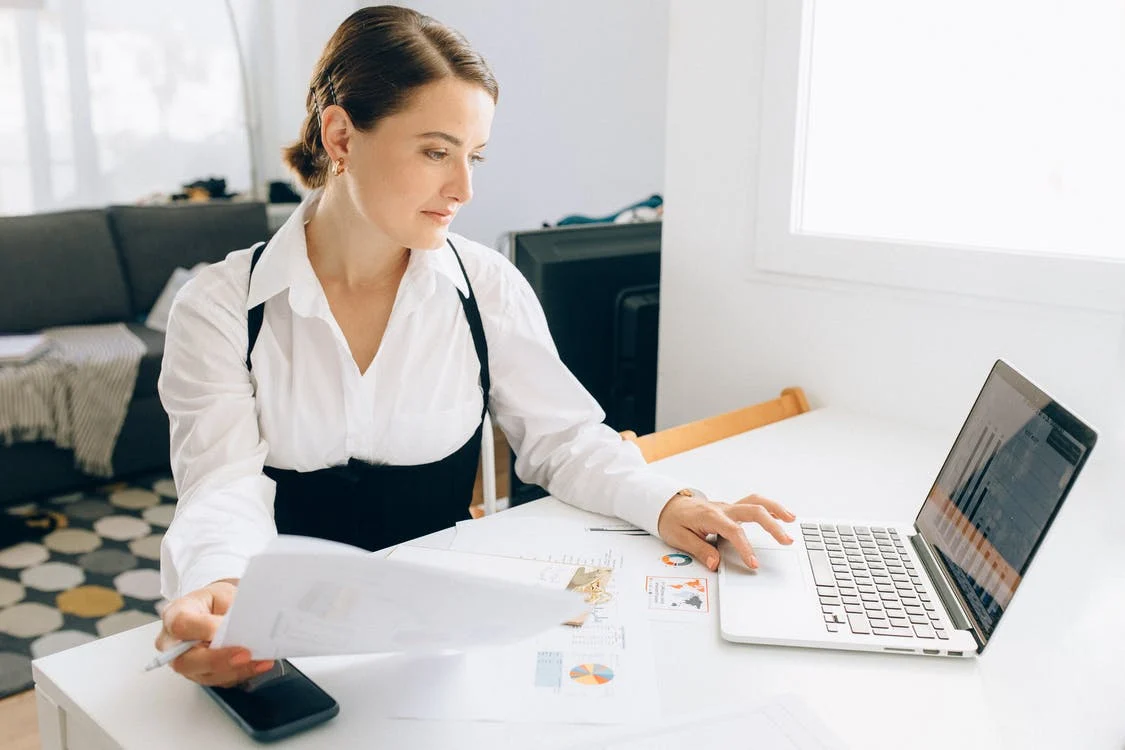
left=718, top=360, right=1097, bottom=658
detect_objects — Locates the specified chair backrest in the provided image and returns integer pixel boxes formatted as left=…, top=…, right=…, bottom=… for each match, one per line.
left=621, top=387, right=810, bottom=462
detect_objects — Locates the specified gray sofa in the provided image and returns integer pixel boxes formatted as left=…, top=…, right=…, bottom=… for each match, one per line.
left=0, top=201, right=269, bottom=508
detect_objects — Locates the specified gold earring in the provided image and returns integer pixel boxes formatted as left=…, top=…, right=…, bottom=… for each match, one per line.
left=331, top=158, right=345, bottom=176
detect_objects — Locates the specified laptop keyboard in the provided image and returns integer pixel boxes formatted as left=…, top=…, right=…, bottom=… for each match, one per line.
left=801, top=523, right=949, bottom=640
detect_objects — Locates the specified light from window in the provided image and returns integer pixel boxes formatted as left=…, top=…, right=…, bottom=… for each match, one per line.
left=0, top=0, right=250, bottom=215
left=798, top=0, right=1125, bottom=260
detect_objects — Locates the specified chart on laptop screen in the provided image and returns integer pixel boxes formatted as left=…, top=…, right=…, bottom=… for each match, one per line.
left=915, top=365, right=1089, bottom=640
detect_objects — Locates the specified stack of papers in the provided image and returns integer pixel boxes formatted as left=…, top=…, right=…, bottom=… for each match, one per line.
left=0, top=334, right=50, bottom=365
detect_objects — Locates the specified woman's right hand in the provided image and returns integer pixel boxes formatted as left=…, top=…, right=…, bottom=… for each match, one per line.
left=155, top=579, right=274, bottom=687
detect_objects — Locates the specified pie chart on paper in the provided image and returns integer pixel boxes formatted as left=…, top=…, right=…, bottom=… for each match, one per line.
left=569, top=663, right=614, bottom=685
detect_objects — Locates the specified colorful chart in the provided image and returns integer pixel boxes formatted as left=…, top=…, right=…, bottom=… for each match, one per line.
left=661, top=552, right=692, bottom=567
left=569, top=663, right=614, bottom=685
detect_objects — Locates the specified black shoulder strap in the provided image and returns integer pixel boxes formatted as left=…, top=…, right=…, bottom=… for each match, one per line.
left=246, top=242, right=267, bottom=372
left=446, top=239, right=491, bottom=418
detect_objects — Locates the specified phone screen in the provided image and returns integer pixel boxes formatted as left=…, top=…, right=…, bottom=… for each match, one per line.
left=203, top=659, right=338, bottom=739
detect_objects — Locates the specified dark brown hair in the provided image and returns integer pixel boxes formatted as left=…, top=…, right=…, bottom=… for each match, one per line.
left=283, top=5, right=498, bottom=189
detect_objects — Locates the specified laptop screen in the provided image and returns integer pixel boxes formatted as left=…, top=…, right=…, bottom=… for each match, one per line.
left=915, top=360, right=1096, bottom=646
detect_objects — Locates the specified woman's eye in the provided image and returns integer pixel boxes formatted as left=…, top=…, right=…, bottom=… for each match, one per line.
left=425, top=150, right=447, bottom=161
left=470, top=153, right=486, bottom=166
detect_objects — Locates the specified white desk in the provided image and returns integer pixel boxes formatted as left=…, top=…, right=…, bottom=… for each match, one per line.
left=32, top=408, right=1125, bottom=749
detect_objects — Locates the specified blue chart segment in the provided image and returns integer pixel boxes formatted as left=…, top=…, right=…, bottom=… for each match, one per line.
left=569, top=663, right=614, bottom=686
left=535, top=651, right=563, bottom=688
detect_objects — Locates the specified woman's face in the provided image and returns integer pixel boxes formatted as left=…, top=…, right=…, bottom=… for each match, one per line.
left=342, top=77, right=495, bottom=250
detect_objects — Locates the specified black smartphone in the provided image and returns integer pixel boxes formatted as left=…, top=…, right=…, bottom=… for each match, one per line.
left=201, top=659, right=339, bottom=742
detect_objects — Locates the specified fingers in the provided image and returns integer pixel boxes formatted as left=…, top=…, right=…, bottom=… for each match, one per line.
left=171, top=644, right=275, bottom=687
left=735, top=494, right=796, bottom=522
left=725, top=502, right=795, bottom=546
left=712, top=516, right=758, bottom=570
left=664, top=527, right=720, bottom=572
left=163, top=606, right=224, bottom=644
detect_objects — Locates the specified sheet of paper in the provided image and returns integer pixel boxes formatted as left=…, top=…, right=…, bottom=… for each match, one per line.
left=211, top=535, right=587, bottom=659
left=542, top=694, right=849, bottom=750
left=388, top=545, right=613, bottom=626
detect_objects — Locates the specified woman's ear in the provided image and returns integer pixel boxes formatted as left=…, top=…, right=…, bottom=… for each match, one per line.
left=319, top=104, right=352, bottom=162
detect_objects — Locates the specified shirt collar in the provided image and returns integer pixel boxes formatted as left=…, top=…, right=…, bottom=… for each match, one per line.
left=245, top=189, right=471, bottom=316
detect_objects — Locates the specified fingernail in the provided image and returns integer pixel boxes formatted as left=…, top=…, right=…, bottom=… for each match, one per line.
left=707, top=556, right=718, bottom=570
left=783, top=534, right=793, bottom=544
left=254, top=661, right=273, bottom=673
left=230, top=651, right=250, bottom=666
left=750, top=554, right=759, bottom=568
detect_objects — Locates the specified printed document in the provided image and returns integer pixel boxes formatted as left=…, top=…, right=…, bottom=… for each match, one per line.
left=352, top=515, right=660, bottom=724
left=210, top=534, right=586, bottom=659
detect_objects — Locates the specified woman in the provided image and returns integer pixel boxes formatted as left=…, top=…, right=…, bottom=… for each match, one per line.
left=156, top=5, right=795, bottom=687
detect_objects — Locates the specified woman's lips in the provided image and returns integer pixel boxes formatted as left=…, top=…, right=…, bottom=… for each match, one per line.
left=423, top=211, right=454, bottom=225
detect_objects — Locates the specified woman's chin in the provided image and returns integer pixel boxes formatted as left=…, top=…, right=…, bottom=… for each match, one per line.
left=408, top=225, right=450, bottom=250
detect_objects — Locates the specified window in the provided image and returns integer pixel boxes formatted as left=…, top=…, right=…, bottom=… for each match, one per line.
left=0, top=0, right=251, bottom=215
left=754, top=0, right=1125, bottom=311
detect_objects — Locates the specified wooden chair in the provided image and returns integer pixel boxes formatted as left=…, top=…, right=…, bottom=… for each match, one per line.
left=620, top=387, right=810, bottom=462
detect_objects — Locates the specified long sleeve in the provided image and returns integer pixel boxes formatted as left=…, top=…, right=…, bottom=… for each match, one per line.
left=482, top=263, right=684, bottom=536
left=157, top=257, right=277, bottom=599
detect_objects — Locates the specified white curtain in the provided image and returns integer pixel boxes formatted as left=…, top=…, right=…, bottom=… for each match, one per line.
left=0, top=0, right=252, bottom=215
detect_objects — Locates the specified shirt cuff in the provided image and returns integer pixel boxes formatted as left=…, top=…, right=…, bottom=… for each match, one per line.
left=174, top=553, right=251, bottom=600
left=614, top=472, right=691, bottom=539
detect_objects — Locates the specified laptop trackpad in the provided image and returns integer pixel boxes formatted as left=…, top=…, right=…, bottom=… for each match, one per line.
left=721, top=546, right=805, bottom=589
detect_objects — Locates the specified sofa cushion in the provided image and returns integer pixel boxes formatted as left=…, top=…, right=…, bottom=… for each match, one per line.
left=125, top=323, right=165, bottom=400
left=0, top=209, right=132, bottom=333
left=109, top=201, right=268, bottom=316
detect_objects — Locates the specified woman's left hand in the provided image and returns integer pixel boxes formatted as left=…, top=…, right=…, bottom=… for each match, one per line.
left=657, top=491, right=796, bottom=572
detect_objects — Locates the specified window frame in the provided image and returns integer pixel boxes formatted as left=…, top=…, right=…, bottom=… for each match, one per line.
left=752, top=0, right=1125, bottom=313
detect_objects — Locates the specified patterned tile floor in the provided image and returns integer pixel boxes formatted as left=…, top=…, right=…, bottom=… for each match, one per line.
left=0, top=474, right=174, bottom=698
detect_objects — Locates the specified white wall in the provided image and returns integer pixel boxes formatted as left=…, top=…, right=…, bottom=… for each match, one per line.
left=659, top=1, right=1125, bottom=463
left=251, top=0, right=670, bottom=249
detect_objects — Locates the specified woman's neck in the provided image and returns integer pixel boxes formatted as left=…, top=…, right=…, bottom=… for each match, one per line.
left=305, top=186, right=410, bottom=292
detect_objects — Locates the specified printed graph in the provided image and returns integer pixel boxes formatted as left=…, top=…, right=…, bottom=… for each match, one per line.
left=569, top=663, right=615, bottom=686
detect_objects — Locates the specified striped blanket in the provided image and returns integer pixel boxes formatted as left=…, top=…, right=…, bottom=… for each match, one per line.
left=0, top=323, right=145, bottom=477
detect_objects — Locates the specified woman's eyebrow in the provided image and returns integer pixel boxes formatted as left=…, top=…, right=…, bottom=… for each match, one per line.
left=417, top=131, right=488, bottom=149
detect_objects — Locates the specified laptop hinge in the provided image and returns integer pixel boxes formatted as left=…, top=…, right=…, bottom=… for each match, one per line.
left=909, top=532, right=976, bottom=639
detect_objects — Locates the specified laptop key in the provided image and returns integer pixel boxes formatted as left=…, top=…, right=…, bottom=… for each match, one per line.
left=826, top=623, right=840, bottom=633
left=819, top=596, right=841, bottom=606
left=845, top=604, right=864, bottom=614
left=909, top=614, right=929, bottom=625
left=913, top=623, right=936, bottom=639
left=887, top=626, right=915, bottom=637
left=816, top=585, right=837, bottom=596
left=807, top=550, right=836, bottom=587
left=935, top=629, right=949, bottom=640
left=847, top=613, right=871, bottom=634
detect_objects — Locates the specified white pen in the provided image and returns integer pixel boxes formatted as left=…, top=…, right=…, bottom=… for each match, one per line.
left=143, top=639, right=201, bottom=672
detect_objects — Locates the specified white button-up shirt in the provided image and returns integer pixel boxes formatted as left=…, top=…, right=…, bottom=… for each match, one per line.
left=158, top=190, right=684, bottom=598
